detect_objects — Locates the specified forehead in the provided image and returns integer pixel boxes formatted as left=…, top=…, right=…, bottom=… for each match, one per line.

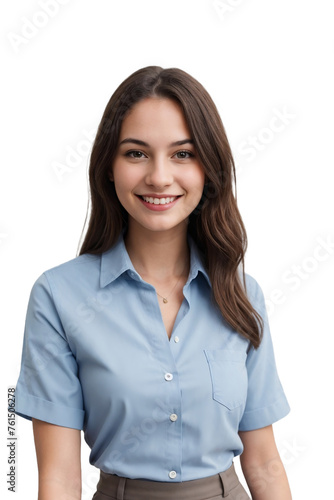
left=119, top=97, right=191, bottom=142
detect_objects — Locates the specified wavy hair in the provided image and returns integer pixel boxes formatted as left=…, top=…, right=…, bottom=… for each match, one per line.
left=78, top=66, right=263, bottom=348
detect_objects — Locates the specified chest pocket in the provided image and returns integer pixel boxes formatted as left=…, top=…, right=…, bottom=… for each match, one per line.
left=204, top=349, right=247, bottom=410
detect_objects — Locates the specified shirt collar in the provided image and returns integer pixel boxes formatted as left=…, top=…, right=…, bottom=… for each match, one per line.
left=187, top=236, right=211, bottom=286
left=100, top=232, right=211, bottom=289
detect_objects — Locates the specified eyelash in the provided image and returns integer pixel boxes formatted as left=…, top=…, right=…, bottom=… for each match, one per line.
left=125, top=149, right=195, bottom=159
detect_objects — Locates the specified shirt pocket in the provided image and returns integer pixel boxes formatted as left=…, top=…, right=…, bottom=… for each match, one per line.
left=204, top=349, right=247, bottom=410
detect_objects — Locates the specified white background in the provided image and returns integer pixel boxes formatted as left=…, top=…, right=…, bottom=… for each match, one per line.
left=1, top=0, right=333, bottom=498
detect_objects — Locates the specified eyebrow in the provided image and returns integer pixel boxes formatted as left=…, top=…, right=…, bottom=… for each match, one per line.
left=118, top=138, right=194, bottom=148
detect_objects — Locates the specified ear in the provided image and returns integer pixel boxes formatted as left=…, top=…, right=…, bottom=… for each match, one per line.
left=108, top=171, right=114, bottom=182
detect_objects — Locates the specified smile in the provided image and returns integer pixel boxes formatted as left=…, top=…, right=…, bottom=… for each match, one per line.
left=141, top=196, right=177, bottom=205
left=136, top=194, right=182, bottom=211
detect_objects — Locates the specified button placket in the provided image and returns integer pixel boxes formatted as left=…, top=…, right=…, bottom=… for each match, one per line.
left=161, top=369, right=182, bottom=480
left=139, top=276, right=182, bottom=480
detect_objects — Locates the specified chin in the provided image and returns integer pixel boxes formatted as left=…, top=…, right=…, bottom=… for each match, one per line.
left=129, top=216, right=187, bottom=235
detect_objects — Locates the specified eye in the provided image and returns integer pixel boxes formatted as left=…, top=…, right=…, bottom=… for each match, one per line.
left=174, top=150, right=195, bottom=159
left=125, top=150, right=147, bottom=158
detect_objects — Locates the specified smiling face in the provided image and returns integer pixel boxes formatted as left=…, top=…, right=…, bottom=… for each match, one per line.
left=111, top=97, right=205, bottom=238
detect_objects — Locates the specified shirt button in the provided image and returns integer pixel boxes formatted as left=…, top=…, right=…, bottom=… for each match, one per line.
left=174, top=336, right=180, bottom=343
left=169, top=413, right=178, bottom=422
left=169, top=470, right=177, bottom=479
left=164, top=373, right=173, bottom=381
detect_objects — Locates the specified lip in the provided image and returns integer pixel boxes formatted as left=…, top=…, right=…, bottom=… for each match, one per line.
left=136, top=194, right=182, bottom=212
left=137, top=194, right=182, bottom=198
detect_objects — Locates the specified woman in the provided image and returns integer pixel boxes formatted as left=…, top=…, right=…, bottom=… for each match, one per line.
left=15, top=66, right=292, bottom=499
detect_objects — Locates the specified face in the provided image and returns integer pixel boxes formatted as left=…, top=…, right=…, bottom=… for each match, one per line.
left=111, top=97, right=205, bottom=237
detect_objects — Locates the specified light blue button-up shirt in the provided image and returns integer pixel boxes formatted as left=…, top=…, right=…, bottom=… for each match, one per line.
left=15, top=233, right=290, bottom=482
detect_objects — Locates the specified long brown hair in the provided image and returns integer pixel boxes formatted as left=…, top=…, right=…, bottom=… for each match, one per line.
left=78, top=66, right=263, bottom=348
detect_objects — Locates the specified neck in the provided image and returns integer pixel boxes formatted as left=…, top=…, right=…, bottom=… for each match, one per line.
left=124, top=222, right=190, bottom=280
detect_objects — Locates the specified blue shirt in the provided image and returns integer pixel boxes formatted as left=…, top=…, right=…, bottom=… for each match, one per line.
left=15, top=233, right=290, bottom=482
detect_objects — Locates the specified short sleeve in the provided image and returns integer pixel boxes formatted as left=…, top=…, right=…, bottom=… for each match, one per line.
left=238, top=278, right=290, bottom=431
left=14, top=273, right=85, bottom=429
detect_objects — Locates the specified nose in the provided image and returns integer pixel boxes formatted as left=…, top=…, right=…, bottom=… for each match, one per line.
left=145, top=155, right=173, bottom=188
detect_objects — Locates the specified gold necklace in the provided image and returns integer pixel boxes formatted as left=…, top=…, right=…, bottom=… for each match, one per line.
left=155, top=263, right=187, bottom=304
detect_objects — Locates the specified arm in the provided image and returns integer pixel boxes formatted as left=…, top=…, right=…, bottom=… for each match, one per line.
left=239, top=425, right=292, bottom=500
left=32, top=418, right=81, bottom=500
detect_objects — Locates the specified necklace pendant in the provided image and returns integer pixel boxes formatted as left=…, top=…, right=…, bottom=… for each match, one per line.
left=163, top=298, right=168, bottom=304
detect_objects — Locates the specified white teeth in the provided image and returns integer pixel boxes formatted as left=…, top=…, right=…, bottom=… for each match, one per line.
left=142, top=196, right=176, bottom=205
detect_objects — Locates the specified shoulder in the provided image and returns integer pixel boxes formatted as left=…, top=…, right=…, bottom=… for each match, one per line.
left=31, top=253, right=101, bottom=295
left=243, top=272, right=262, bottom=298
left=46, top=252, right=100, bottom=273
left=46, top=252, right=100, bottom=279
left=243, top=272, right=266, bottom=312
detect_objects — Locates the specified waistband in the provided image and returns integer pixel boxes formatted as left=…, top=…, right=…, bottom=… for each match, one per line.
left=94, top=462, right=241, bottom=500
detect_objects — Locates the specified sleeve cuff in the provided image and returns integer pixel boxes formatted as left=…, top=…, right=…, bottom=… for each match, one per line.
left=238, top=394, right=290, bottom=431
left=14, top=389, right=85, bottom=430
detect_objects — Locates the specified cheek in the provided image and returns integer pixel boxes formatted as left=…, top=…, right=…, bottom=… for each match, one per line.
left=187, top=168, right=206, bottom=198
left=112, top=163, right=136, bottom=193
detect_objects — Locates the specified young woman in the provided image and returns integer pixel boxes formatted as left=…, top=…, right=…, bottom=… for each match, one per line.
left=15, top=66, right=292, bottom=499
